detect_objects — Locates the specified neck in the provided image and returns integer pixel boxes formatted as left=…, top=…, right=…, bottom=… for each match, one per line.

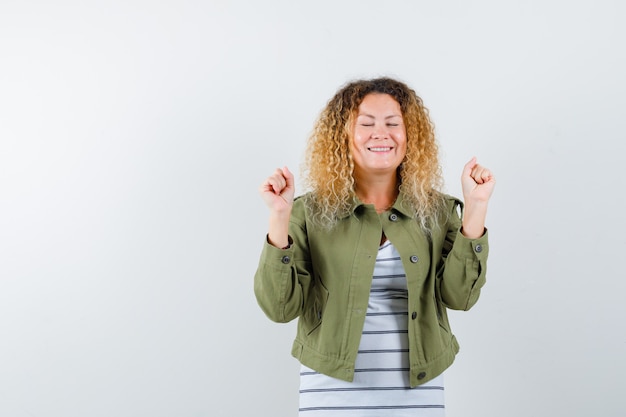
left=354, top=172, right=399, bottom=213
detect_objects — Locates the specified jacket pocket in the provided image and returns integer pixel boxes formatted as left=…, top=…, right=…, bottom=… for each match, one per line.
left=302, top=277, right=329, bottom=336
left=433, top=279, right=451, bottom=339
left=433, top=294, right=450, bottom=334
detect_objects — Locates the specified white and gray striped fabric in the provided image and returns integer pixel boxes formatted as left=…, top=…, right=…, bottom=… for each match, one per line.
left=299, top=241, right=445, bottom=416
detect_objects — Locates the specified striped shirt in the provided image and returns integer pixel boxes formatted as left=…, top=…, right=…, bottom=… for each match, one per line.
left=299, top=241, right=445, bottom=416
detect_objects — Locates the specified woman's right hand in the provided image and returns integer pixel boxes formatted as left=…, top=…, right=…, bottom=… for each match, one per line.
left=259, top=167, right=295, bottom=249
left=259, top=166, right=295, bottom=214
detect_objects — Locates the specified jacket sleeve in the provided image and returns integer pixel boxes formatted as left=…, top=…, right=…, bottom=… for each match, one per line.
left=439, top=198, right=489, bottom=311
left=253, top=210, right=314, bottom=323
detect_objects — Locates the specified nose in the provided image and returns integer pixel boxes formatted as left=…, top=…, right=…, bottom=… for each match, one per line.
left=371, top=124, right=388, bottom=139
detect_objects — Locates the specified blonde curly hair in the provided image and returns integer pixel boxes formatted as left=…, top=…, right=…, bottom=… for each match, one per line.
left=302, top=77, right=445, bottom=233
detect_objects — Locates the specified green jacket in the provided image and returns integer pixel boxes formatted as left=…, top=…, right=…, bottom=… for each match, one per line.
left=254, top=192, right=489, bottom=387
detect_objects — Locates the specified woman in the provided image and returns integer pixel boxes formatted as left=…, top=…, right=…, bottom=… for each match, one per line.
left=255, top=77, right=495, bottom=416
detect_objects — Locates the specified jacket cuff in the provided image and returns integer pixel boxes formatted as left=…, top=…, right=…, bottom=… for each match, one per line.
left=451, top=228, right=489, bottom=261
left=262, top=234, right=295, bottom=266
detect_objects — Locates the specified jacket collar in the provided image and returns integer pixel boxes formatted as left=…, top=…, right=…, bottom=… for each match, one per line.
left=341, top=191, right=416, bottom=219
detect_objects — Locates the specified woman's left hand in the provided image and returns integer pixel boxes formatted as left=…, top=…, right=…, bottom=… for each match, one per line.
left=461, top=157, right=496, bottom=204
left=459, top=157, right=495, bottom=239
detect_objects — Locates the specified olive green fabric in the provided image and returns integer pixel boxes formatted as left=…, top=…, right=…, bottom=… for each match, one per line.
left=254, top=192, right=489, bottom=388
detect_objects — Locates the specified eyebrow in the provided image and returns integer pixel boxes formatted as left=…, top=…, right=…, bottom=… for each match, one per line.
left=357, top=113, right=402, bottom=119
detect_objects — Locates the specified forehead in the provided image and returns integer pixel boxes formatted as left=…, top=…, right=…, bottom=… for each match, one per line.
left=357, top=93, right=402, bottom=115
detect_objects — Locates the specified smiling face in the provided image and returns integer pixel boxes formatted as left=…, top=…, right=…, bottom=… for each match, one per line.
left=350, top=93, right=407, bottom=179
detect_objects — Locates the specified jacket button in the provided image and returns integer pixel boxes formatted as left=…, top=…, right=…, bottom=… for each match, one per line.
left=417, top=372, right=427, bottom=380
left=474, top=244, right=483, bottom=253
left=411, top=312, right=417, bottom=320
left=410, top=255, right=419, bottom=263
left=389, top=213, right=398, bottom=221
left=281, top=255, right=290, bottom=264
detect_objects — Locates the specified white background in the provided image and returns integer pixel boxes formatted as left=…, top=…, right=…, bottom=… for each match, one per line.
left=1, top=1, right=624, bottom=416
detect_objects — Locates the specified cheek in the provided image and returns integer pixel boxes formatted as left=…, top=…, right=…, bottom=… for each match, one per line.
left=395, top=134, right=407, bottom=149
left=398, top=137, right=408, bottom=156
left=351, top=133, right=366, bottom=149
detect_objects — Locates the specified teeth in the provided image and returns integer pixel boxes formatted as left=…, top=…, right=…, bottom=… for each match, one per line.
left=369, top=147, right=391, bottom=151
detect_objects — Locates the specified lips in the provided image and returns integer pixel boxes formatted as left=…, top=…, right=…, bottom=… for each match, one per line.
left=368, top=147, right=393, bottom=152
